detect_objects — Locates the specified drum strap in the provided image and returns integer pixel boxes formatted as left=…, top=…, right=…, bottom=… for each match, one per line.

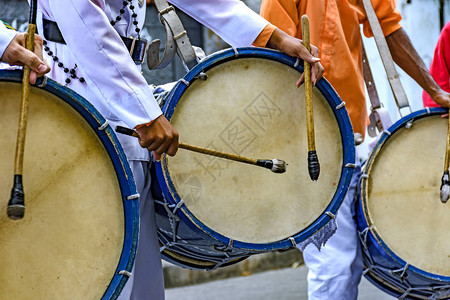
left=361, top=0, right=411, bottom=116
left=148, top=0, right=198, bottom=70
left=361, top=40, right=393, bottom=137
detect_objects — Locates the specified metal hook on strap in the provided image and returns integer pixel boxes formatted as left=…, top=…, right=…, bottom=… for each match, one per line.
left=147, top=19, right=176, bottom=70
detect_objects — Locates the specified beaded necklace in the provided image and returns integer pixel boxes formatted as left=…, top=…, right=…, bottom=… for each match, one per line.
left=110, top=0, right=141, bottom=38
left=43, top=40, right=85, bottom=84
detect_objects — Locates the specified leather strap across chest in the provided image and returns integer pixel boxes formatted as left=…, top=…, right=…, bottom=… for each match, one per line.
left=361, top=0, right=411, bottom=114
left=147, top=0, right=198, bottom=70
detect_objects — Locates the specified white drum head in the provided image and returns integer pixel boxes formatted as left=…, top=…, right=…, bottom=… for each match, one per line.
left=363, top=115, right=450, bottom=276
left=164, top=57, right=344, bottom=244
left=0, top=82, right=124, bottom=299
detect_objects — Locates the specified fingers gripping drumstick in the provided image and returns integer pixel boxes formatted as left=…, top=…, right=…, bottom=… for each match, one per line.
left=115, top=126, right=287, bottom=174
left=7, top=0, right=38, bottom=220
left=301, top=15, right=320, bottom=181
left=440, top=115, right=450, bottom=203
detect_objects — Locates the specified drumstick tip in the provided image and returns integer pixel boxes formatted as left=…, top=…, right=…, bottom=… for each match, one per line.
left=7, top=174, right=25, bottom=220
left=256, top=159, right=287, bottom=173
left=271, top=159, right=287, bottom=173
left=308, top=150, right=320, bottom=181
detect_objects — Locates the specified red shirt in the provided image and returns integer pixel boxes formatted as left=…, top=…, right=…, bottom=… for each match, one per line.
left=422, top=22, right=450, bottom=108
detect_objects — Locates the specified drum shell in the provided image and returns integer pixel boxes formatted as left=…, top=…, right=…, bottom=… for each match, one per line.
left=0, top=70, right=139, bottom=299
left=356, top=108, right=450, bottom=299
left=153, top=48, right=355, bottom=269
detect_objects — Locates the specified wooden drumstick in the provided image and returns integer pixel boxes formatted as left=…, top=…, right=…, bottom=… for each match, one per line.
left=7, top=0, right=38, bottom=220
left=115, top=126, right=287, bottom=173
left=301, top=14, right=320, bottom=181
left=440, top=115, right=450, bottom=203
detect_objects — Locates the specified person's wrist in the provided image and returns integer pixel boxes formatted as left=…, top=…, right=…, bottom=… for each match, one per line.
left=267, top=29, right=286, bottom=51
left=430, top=89, right=445, bottom=102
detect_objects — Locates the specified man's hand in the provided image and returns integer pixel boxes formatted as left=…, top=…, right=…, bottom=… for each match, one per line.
left=1, top=32, right=50, bottom=84
left=135, top=115, right=179, bottom=160
left=266, top=28, right=324, bottom=86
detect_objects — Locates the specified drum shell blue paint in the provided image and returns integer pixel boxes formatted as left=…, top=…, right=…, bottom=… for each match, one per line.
left=0, top=70, right=139, bottom=300
left=356, top=107, right=450, bottom=299
left=153, top=48, right=355, bottom=267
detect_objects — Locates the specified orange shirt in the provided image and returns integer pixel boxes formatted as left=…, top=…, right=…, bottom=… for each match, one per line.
left=257, top=0, right=402, bottom=136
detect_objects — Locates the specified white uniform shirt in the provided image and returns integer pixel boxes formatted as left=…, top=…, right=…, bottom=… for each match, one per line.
left=0, top=22, right=18, bottom=60
left=36, top=0, right=270, bottom=160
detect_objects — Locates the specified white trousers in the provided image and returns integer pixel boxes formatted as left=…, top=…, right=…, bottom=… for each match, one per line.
left=118, top=160, right=165, bottom=300
left=301, top=160, right=364, bottom=300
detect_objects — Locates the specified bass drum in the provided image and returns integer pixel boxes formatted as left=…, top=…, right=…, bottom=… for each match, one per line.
left=0, top=70, right=139, bottom=299
left=153, top=47, right=355, bottom=270
left=357, top=108, right=450, bottom=299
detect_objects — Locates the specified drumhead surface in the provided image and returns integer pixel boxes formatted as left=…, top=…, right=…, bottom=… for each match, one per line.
left=164, top=57, right=343, bottom=244
left=365, top=115, right=450, bottom=276
left=0, top=82, right=125, bottom=299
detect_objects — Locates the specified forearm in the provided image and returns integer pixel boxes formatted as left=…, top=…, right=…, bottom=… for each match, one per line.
left=386, top=28, right=442, bottom=99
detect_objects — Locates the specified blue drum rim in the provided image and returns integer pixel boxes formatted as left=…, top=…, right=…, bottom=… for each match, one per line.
left=0, top=70, right=139, bottom=299
left=360, top=107, right=450, bottom=283
left=156, top=47, right=355, bottom=251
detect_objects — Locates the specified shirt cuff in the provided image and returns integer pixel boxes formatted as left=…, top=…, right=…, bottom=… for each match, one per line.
left=135, top=120, right=155, bottom=129
left=0, top=27, right=18, bottom=59
left=252, top=23, right=277, bottom=47
left=363, top=21, right=402, bottom=38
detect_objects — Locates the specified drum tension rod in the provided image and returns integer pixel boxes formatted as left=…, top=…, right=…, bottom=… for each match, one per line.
left=115, top=126, right=287, bottom=173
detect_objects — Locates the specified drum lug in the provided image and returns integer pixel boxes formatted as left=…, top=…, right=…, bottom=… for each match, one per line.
left=289, top=237, right=297, bottom=248
left=335, top=101, right=346, bottom=110
left=118, top=270, right=132, bottom=277
left=97, top=120, right=109, bottom=131
left=232, top=47, right=239, bottom=57
left=404, top=121, right=413, bottom=129
left=382, top=129, right=392, bottom=136
left=195, top=72, right=208, bottom=81
left=126, top=193, right=140, bottom=201
left=325, top=211, right=335, bottom=219
left=179, top=78, right=190, bottom=87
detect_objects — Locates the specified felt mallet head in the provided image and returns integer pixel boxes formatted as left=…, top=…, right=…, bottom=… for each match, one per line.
left=256, top=159, right=287, bottom=174
left=7, top=175, right=25, bottom=220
